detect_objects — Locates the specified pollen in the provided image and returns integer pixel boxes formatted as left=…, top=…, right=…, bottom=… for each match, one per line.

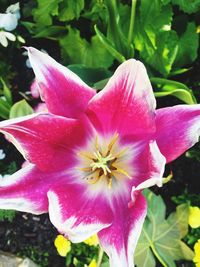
left=78, top=133, right=132, bottom=188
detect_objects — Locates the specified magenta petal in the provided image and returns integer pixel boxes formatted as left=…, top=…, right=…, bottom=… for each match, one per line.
left=87, top=59, right=156, bottom=138
left=156, top=105, right=200, bottom=163
left=0, top=114, right=89, bottom=171
left=47, top=182, right=113, bottom=242
left=0, top=164, right=51, bottom=214
left=98, top=192, right=147, bottom=267
left=27, top=47, right=96, bottom=118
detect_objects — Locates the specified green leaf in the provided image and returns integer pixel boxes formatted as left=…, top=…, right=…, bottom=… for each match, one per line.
left=60, top=27, right=114, bottom=68
left=151, top=77, right=197, bottom=104
left=34, top=26, right=66, bottom=39
left=151, top=77, right=189, bottom=90
left=134, top=1, right=177, bottom=76
left=0, top=78, right=12, bottom=105
left=0, top=98, right=10, bottom=119
left=154, top=89, right=196, bottom=104
left=179, top=241, right=195, bottom=260
left=135, top=190, right=193, bottom=267
left=9, top=100, right=34, bottom=119
left=146, top=30, right=179, bottom=76
left=95, top=25, right=126, bottom=63
left=173, top=22, right=199, bottom=68
left=172, top=0, right=200, bottom=14
left=83, top=0, right=107, bottom=21
left=33, top=0, right=62, bottom=26
left=94, top=78, right=109, bottom=90
left=100, top=261, right=109, bottom=267
left=20, top=21, right=36, bottom=35
left=67, top=64, right=111, bottom=86
left=58, top=0, right=84, bottom=21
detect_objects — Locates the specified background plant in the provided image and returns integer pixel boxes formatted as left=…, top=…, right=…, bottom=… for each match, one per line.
left=0, top=1, right=200, bottom=267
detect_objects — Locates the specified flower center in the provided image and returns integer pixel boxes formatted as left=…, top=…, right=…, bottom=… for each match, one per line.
left=78, top=133, right=132, bottom=188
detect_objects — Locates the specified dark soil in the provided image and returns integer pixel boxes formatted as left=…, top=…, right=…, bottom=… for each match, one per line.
left=0, top=212, right=65, bottom=267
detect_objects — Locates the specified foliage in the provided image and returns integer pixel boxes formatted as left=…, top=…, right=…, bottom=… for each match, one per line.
left=0, top=209, right=15, bottom=222
left=17, top=245, right=49, bottom=267
left=135, top=189, right=194, bottom=267
left=0, top=0, right=200, bottom=266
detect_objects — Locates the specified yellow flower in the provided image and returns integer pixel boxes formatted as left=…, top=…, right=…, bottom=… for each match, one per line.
left=88, top=259, right=97, bottom=267
left=84, top=234, right=99, bottom=246
left=54, top=234, right=71, bottom=257
left=193, top=240, right=200, bottom=267
left=188, top=206, right=200, bottom=228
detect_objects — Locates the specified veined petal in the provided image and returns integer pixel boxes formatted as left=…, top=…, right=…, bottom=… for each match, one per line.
left=0, top=164, right=54, bottom=214
left=47, top=182, right=113, bottom=243
left=87, top=59, right=156, bottom=138
left=0, top=113, right=89, bottom=171
left=98, top=192, right=147, bottom=267
left=156, top=105, right=200, bottom=163
left=27, top=47, right=96, bottom=118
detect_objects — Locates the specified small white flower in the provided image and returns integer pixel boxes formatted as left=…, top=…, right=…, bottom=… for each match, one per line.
left=0, top=31, right=16, bottom=47
left=0, top=149, right=5, bottom=160
left=6, top=2, right=20, bottom=20
left=0, top=2, right=20, bottom=31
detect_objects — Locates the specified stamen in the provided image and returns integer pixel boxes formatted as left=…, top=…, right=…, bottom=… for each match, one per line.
left=78, top=151, right=94, bottom=160
left=114, top=166, right=131, bottom=179
left=107, top=133, right=119, bottom=153
left=77, top=167, right=91, bottom=172
left=78, top=133, right=131, bottom=189
left=95, top=136, right=99, bottom=150
left=115, top=147, right=129, bottom=158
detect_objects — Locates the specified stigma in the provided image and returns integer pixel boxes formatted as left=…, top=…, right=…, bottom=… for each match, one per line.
left=78, top=133, right=132, bottom=188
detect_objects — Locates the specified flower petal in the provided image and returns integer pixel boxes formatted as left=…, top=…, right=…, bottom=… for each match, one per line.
left=0, top=113, right=89, bottom=171
left=155, top=105, right=200, bottom=163
left=98, top=192, right=147, bottom=267
left=0, top=164, right=53, bottom=214
left=87, top=59, right=156, bottom=138
left=27, top=47, right=96, bottom=118
left=47, top=182, right=113, bottom=243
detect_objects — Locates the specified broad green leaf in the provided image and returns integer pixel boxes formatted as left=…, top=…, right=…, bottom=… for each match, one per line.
left=134, top=1, right=177, bottom=75
left=151, top=77, right=189, bottom=90
left=60, top=27, right=114, bottom=68
left=172, top=0, right=200, bottom=14
left=151, top=77, right=197, bottom=104
left=100, top=261, right=109, bottom=267
left=34, top=26, right=66, bottom=39
left=0, top=98, right=10, bottom=119
left=173, top=23, right=199, bottom=68
left=95, top=25, right=126, bottom=63
left=58, top=0, right=84, bottom=21
left=94, top=78, right=109, bottom=90
left=67, top=64, right=111, bottom=86
left=33, top=0, right=62, bottom=26
left=0, top=78, right=12, bottom=105
left=9, top=100, right=33, bottom=119
left=20, top=21, right=36, bottom=35
left=135, top=190, right=193, bottom=267
left=145, top=30, right=179, bottom=76
left=83, top=0, right=107, bottom=21
left=154, top=89, right=196, bottom=104
left=179, top=241, right=195, bottom=260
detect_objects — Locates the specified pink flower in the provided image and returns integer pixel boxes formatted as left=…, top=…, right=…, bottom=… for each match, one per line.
left=0, top=48, right=200, bottom=267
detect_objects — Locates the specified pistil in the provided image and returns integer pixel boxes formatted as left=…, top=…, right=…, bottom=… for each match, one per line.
left=78, top=133, right=131, bottom=188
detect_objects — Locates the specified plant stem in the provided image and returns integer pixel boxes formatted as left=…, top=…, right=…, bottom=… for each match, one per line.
left=96, top=246, right=104, bottom=267
left=127, top=0, right=137, bottom=57
left=105, top=0, right=123, bottom=53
